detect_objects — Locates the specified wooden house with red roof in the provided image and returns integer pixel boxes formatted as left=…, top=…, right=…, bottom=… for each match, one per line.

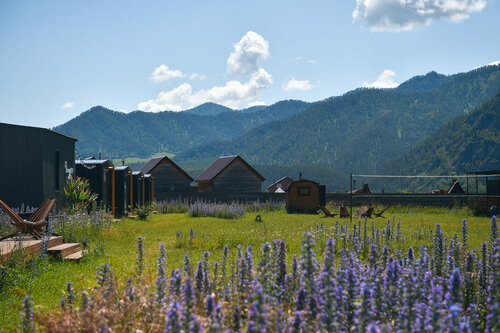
left=140, top=156, right=193, bottom=200
left=195, top=155, right=265, bottom=193
left=267, top=176, right=294, bottom=193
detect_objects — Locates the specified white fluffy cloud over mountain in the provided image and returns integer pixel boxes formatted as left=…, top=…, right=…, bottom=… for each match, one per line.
left=364, top=69, right=399, bottom=88
left=138, top=31, right=272, bottom=112
left=353, top=0, right=486, bottom=32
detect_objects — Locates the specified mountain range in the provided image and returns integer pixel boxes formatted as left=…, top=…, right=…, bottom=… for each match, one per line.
left=54, top=65, right=500, bottom=191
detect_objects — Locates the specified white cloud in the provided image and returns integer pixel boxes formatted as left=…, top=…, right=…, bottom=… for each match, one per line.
left=62, top=102, right=74, bottom=109
left=139, top=31, right=272, bottom=112
left=227, top=31, right=269, bottom=76
left=364, top=69, right=399, bottom=88
left=282, top=78, right=313, bottom=92
left=138, top=69, right=273, bottom=112
left=150, top=64, right=186, bottom=83
left=353, top=0, right=486, bottom=32
left=474, top=60, right=500, bottom=70
left=149, top=64, right=204, bottom=83
left=247, top=101, right=267, bottom=107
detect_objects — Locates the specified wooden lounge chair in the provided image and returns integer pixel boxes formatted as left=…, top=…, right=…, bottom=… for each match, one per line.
left=0, top=199, right=55, bottom=239
left=318, top=206, right=337, bottom=218
left=359, top=206, right=374, bottom=218
left=374, top=206, right=389, bottom=218
left=339, top=206, right=350, bottom=218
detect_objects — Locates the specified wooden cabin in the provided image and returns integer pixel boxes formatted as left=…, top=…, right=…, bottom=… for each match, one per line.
left=267, top=176, right=294, bottom=193
left=0, top=122, right=77, bottom=209
left=140, top=156, right=193, bottom=201
left=114, top=166, right=132, bottom=217
left=75, top=159, right=115, bottom=212
left=195, top=155, right=265, bottom=193
left=286, top=179, right=326, bottom=213
left=144, top=174, right=155, bottom=203
left=132, top=171, right=144, bottom=207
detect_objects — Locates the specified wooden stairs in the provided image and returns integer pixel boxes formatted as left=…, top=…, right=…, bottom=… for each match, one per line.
left=0, top=235, right=84, bottom=263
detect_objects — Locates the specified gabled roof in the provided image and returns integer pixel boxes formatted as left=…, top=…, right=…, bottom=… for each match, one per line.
left=267, top=176, right=294, bottom=189
left=1, top=122, right=78, bottom=141
left=140, top=156, right=193, bottom=181
left=76, top=159, right=113, bottom=166
left=195, top=155, right=265, bottom=182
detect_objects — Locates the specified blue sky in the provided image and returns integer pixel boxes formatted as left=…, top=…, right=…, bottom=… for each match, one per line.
left=1, top=0, right=499, bottom=128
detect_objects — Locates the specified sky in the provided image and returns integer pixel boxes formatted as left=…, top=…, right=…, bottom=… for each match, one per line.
left=0, top=0, right=499, bottom=128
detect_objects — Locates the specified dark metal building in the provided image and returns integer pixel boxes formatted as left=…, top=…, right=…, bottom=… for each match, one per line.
left=132, top=171, right=144, bottom=208
left=114, top=166, right=132, bottom=217
left=195, top=155, right=265, bottom=193
left=144, top=174, right=155, bottom=203
left=75, top=159, right=115, bottom=214
left=0, top=122, right=77, bottom=209
left=140, top=156, right=193, bottom=200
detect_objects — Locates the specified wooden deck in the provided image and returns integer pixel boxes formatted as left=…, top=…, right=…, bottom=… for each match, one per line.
left=0, top=236, right=82, bottom=263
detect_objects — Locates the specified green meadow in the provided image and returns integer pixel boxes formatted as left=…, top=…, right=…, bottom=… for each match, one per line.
left=0, top=207, right=494, bottom=330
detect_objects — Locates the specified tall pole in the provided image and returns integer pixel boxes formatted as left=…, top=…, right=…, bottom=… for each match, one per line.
left=350, top=173, right=353, bottom=223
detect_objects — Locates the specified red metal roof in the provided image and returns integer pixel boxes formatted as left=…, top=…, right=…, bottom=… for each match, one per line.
left=139, top=156, right=193, bottom=181
left=195, top=155, right=265, bottom=182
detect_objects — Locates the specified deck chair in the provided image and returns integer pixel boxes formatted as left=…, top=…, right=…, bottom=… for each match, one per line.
left=339, top=206, right=350, bottom=218
left=374, top=206, right=389, bottom=218
left=359, top=206, right=374, bottom=218
left=0, top=199, right=55, bottom=239
left=318, top=206, right=337, bottom=218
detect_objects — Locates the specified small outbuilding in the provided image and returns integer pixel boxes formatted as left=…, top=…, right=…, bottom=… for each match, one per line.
left=140, top=156, right=193, bottom=201
left=195, top=155, right=265, bottom=193
left=267, top=176, right=294, bottom=193
left=114, top=166, right=133, bottom=217
left=286, top=179, right=326, bottom=213
left=75, top=159, right=115, bottom=212
left=132, top=171, right=144, bottom=207
left=143, top=174, right=155, bottom=203
left=0, top=122, right=77, bottom=209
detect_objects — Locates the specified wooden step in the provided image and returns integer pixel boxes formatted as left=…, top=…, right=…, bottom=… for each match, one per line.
left=63, top=250, right=87, bottom=260
left=0, top=236, right=63, bottom=263
left=47, top=243, right=81, bottom=258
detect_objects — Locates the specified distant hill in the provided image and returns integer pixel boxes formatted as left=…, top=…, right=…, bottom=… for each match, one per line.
left=54, top=100, right=311, bottom=158
left=177, top=65, right=500, bottom=177
left=183, top=102, right=233, bottom=116
left=395, top=71, right=452, bottom=92
left=377, top=89, right=500, bottom=191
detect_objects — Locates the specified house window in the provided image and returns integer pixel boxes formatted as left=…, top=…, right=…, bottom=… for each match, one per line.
left=297, top=187, right=310, bottom=196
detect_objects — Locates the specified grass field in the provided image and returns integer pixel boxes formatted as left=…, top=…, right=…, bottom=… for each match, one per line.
left=0, top=207, right=494, bottom=330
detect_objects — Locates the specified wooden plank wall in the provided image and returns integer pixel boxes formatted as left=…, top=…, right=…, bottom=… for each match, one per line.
left=212, top=159, right=262, bottom=192
left=151, top=160, right=192, bottom=200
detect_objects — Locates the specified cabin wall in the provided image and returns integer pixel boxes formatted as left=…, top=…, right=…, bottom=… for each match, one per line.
left=212, top=159, right=262, bottom=193
left=150, top=161, right=192, bottom=200
left=286, top=181, right=320, bottom=213
left=0, top=124, right=43, bottom=208
left=0, top=123, right=75, bottom=209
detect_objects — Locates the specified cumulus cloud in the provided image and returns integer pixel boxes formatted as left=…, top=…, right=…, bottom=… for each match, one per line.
left=364, top=69, right=399, bottom=88
left=139, top=31, right=272, bottom=112
left=353, top=0, right=486, bottom=32
left=149, top=64, right=204, bottom=83
left=62, top=102, right=74, bottom=109
left=138, top=69, right=272, bottom=112
left=282, top=78, right=313, bottom=92
left=227, top=31, right=269, bottom=76
left=247, top=101, right=267, bottom=107
left=473, top=60, right=500, bottom=70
